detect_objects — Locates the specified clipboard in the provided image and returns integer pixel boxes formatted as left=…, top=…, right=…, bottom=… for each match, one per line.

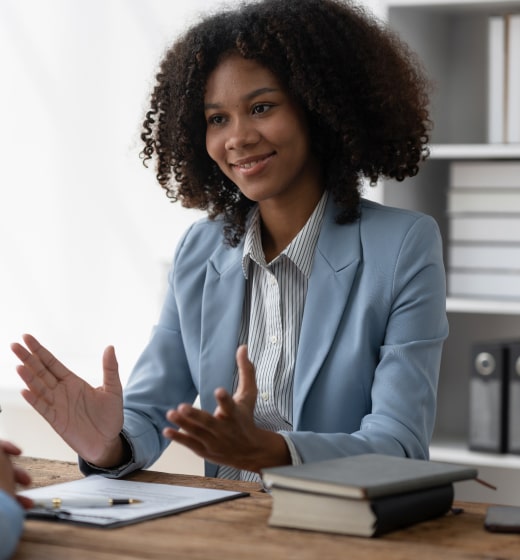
left=20, top=474, right=249, bottom=528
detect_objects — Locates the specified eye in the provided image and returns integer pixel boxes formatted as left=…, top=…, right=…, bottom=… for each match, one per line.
left=252, top=103, right=273, bottom=116
left=207, top=114, right=226, bottom=126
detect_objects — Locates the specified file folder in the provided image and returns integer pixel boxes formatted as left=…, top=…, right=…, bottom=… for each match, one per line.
left=507, top=341, right=520, bottom=454
left=469, top=341, right=509, bottom=453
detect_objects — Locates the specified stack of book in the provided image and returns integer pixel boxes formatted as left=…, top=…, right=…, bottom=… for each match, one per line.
left=488, top=14, right=520, bottom=143
left=446, top=160, right=520, bottom=300
left=261, top=454, right=477, bottom=538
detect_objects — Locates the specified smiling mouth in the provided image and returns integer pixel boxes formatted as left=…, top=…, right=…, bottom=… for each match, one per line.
left=236, top=160, right=262, bottom=169
left=231, top=153, right=275, bottom=169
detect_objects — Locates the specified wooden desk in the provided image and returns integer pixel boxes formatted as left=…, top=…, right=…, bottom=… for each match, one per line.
left=12, top=457, right=520, bottom=559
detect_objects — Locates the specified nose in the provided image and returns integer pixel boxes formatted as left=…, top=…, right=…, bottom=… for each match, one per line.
left=224, top=117, right=260, bottom=151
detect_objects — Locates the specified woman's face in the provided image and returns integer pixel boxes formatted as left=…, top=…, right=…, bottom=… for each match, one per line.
left=204, top=53, right=321, bottom=207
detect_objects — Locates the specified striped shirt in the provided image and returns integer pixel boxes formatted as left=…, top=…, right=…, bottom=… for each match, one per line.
left=218, top=191, right=328, bottom=481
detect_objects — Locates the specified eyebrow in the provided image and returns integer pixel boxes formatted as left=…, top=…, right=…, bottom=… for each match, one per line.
left=204, top=87, right=279, bottom=110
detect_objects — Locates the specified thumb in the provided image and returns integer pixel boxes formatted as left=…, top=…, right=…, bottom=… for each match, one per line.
left=102, top=346, right=122, bottom=395
left=235, top=345, right=257, bottom=408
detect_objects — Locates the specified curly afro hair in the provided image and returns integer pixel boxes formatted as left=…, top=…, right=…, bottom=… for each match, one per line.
left=141, top=0, right=432, bottom=246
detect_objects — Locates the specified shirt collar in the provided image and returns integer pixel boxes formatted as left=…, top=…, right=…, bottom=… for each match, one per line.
left=242, top=191, right=328, bottom=279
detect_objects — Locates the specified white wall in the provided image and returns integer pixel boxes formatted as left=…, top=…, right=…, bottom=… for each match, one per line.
left=0, top=0, right=216, bottom=392
left=0, top=0, right=216, bottom=473
left=0, top=0, right=382, bottom=473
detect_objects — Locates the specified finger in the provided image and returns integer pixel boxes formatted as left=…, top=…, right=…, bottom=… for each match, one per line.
left=162, top=427, right=209, bottom=459
left=166, top=404, right=208, bottom=429
left=22, top=335, right=72, bottom=381
left=102, top=346, right=122, bottom=395
left=27, top=336, right=80, bottom=397
left=16, top=363, right=55, bottom=406
left=16, top=496, right=34, bottom=510
left=235, top=345, right=257, bottom=408
left=13, top=466, right=32, bottom=487
left=19, top=386, right=57, bottom=426
left=166, top=405, right=217, bottom=440
left=0, top=441, right=22, bottom=456
left=213, top=387, right=236, bottom=419
left=11, top=336, right=69, bottom=390
left=11, top=343, right=58, bottom=394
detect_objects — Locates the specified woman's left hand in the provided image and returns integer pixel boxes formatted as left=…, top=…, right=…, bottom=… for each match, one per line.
left=163, top=345, right=290, bottom=473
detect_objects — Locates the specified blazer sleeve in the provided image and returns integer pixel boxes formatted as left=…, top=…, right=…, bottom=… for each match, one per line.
left=283, top=213, right=449, bottom=463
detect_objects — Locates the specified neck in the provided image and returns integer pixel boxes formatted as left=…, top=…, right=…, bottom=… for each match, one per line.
left=260, top=187, right=324, bottom=263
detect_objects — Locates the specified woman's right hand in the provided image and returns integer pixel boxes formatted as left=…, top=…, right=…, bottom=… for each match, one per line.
left=11, top=334, right=125, bottom=468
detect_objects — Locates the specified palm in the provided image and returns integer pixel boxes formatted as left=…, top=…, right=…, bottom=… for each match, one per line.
left=43, top=368, right=123, bottom=458
left=11, top=335, right=123, bottom=463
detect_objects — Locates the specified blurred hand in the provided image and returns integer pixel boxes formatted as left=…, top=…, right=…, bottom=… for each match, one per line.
left=0, top=440, right=33, bottom=509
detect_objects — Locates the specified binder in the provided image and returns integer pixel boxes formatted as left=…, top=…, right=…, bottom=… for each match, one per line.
left=507, top=341, right=520, bottom=454
left=448, top=244, right=520, bottom=272
left=469, top=341, right=509, bottom=453
left=506, top=15, right=520, bottom=143
left=449, top=217, right=520, bottom=243
left=487, top=16, right=506, bottom=143
left=450, top=161, right=520, bottom=188
left=448, top=270, right=520, bottom=300
left=447, top=189, right=520, bottom=214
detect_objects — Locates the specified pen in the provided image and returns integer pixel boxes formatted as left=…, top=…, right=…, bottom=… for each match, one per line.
left=33, top=497, right=142, bottom=509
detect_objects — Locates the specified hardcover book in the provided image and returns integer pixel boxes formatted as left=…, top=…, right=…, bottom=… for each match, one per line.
left=261, top=454, right=478, bottom=500
left=267, top=483, right=455, bottom=537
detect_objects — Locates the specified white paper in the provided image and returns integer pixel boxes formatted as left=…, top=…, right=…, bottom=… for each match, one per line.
left=20, top=475, right=247, bottom=527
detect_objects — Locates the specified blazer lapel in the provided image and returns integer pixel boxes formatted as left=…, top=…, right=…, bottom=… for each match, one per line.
left=293, top=200, right=361, bottom=426
left=198, top=241, right=245, bottom=412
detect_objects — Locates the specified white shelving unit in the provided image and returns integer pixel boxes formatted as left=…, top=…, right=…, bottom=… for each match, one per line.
left=430, top=143, right=520, bottom=159
left=383, top=0, right=520, bottom=504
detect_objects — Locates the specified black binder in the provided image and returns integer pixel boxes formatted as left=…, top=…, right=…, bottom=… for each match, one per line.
left=507, top=341, right=520, bottom=454
left=469, top=341, right=509, bottom=453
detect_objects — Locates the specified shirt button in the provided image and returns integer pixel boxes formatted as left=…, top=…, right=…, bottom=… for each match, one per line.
left=269, top=276, right=276, bottom=286
left=261, top=392, right=269, bottom=401
left=270, top=335, right=278, bottom=344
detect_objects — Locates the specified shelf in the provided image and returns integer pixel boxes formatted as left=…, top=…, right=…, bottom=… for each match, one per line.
left=385, top=0, right=520, bottom=505
left=430, top=143, right=520, bottom=160
left=387, top=3, right=520, bottom=145
left=447, top=298, right=520, bottom=315
left=430, top=438, right=520, bottom=469
left=388, top=0, right=520, bottom=12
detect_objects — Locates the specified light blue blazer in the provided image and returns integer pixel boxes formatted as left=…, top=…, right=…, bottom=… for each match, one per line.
left=88, top=196, right=448, bottom=478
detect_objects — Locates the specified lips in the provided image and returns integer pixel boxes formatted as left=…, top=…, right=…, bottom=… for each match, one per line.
left=230, top=152, right=275, bottom=175
left=236, top=159, right=262, bottom=170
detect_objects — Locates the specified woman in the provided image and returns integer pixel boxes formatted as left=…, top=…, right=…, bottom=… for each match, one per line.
left=12, top=0, right=448, bottom=482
